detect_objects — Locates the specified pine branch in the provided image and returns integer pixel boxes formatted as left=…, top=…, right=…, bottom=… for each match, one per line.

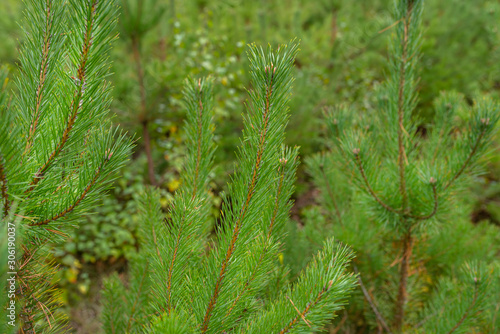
left=26, top=0, right=98, bottom=193
left=102, top=42, right=359, bottom=334
left=125, top=255, right=151, bottom=333
left=420, top=262, right=490, bottom=333
left=443, top=125, right=487, bottom=191
left=406, top=182, right=438, bottom=220
left=1, top=0, right=129, bottom=331
left=201, top=43, right=299, bottom=332
left=396, top=0, right=413, bottom=213
left=353, top=149, right=401, bottom=214
left=446, top=280, right=479, bottom=334
left=30, top=154, right=110, bottom=226
left=241, top=239, right=356, bottom=333
left=201, top=62, right=278, bottom=334
left=23, top=0, right=54, bottom=156
left=151, top=77, right=215, bottom=315
left=102, top=274, right=127, bottom=334
left=224, top=148, right=299, bottom=322
left=353, top=264, right=392, bottom=334
left=0, top=158, right=9, bottom=216
left=280, top=282, right=333, bottom=333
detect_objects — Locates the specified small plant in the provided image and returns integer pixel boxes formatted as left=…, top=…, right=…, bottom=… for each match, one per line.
left=0, top=0, right=131, bottom=332
left=118, top=0, right=166, bottom=186
left=102, top=43, right=357, bottom=333
left=304, top=0, right=499, bottom=332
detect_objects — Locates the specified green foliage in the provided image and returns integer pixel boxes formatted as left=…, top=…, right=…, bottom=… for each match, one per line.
left=1, top=0, right=498, bottom=331
left=0, top=0, right=131, bottom=331
left=40, top=0, right=500, bottom=272
left=420, top=263, right=492, bottom=333
left=299, top=0, right=500, bottom=332
left=102, top=43, right=357, bottom=333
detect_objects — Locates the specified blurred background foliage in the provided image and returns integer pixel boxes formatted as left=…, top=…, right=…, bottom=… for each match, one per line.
left=1, top=0, right=499, bottom=332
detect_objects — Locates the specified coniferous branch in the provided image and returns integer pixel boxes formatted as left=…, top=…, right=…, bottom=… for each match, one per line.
left=124, top=254, right=152, bottom=333
left=419, top=263, right=491, bottom=334
left=102, top=274, right=127, bottom=334
left=102, top=77, right=217, bottom=332
left=224, top=147, right=299, bottom=323
left=102, top=42, right=357, bottom=334
left=30, top=153, right=110, bottom=226
left=443, top=117, right=492, bottom=191
left=352, top=149, right=402, bottom=214
left=26, top=0, right=99, bottom=192
left=200, top=44, right=299, bottom=333
left=16, top=243, right=70, bottom=333
left=353, top=264, right=392, bottom=334
left=153, top=77, right=215, bottom=314
left=405, top=182, right=437, bottom=220
left=446, top=282, right=479, bottom=334
left=0, top=0, right=131, bottom=330
left=240, top=239, right=356, bottom=333
left=23, top=0, right=57, bottom=157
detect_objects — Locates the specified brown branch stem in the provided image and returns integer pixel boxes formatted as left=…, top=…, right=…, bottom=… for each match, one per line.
left=393, top=229, right=413, bottom=331
left=353, top=152, right=401, bottom=214
left=444, top=127, right=487, bottom=191
left=131, top=35, right=157, bottom=186
left=279, top=280, right=335, bottom=334
left=201, top=64, right=275, bottom=333
left=30, top=155, right=108, bottom=226
left=353, top=264, right=392, bottom=334
left=396, top=1, right=413, bottom=214
left=223, top=158, right=288, bottom=322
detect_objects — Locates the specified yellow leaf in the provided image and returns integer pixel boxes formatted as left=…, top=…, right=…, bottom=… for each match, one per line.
left=168, top=179, right=181, bottom=192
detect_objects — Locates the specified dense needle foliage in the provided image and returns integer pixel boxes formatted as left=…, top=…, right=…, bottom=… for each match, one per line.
left=300, top=0, right=499, bottom=332
left=0, top=0, right=131, bottom=332
left=101, top=44, right=357, bottom=333
left=0, top=0, right=498, bottom=333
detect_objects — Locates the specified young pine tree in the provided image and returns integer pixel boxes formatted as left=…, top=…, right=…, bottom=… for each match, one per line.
left=0, top=0, right=131, bottom=332
left=302, top=0, right=499, bottom=332
left=118, top=0, right=165, bottom=186
left=102, top=43, right=357, bottom=333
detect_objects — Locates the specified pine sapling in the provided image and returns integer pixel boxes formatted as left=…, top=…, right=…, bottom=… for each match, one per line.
left=305, top=0, right=498, bottom=332
left=102, top=42, right=357, bottom=334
